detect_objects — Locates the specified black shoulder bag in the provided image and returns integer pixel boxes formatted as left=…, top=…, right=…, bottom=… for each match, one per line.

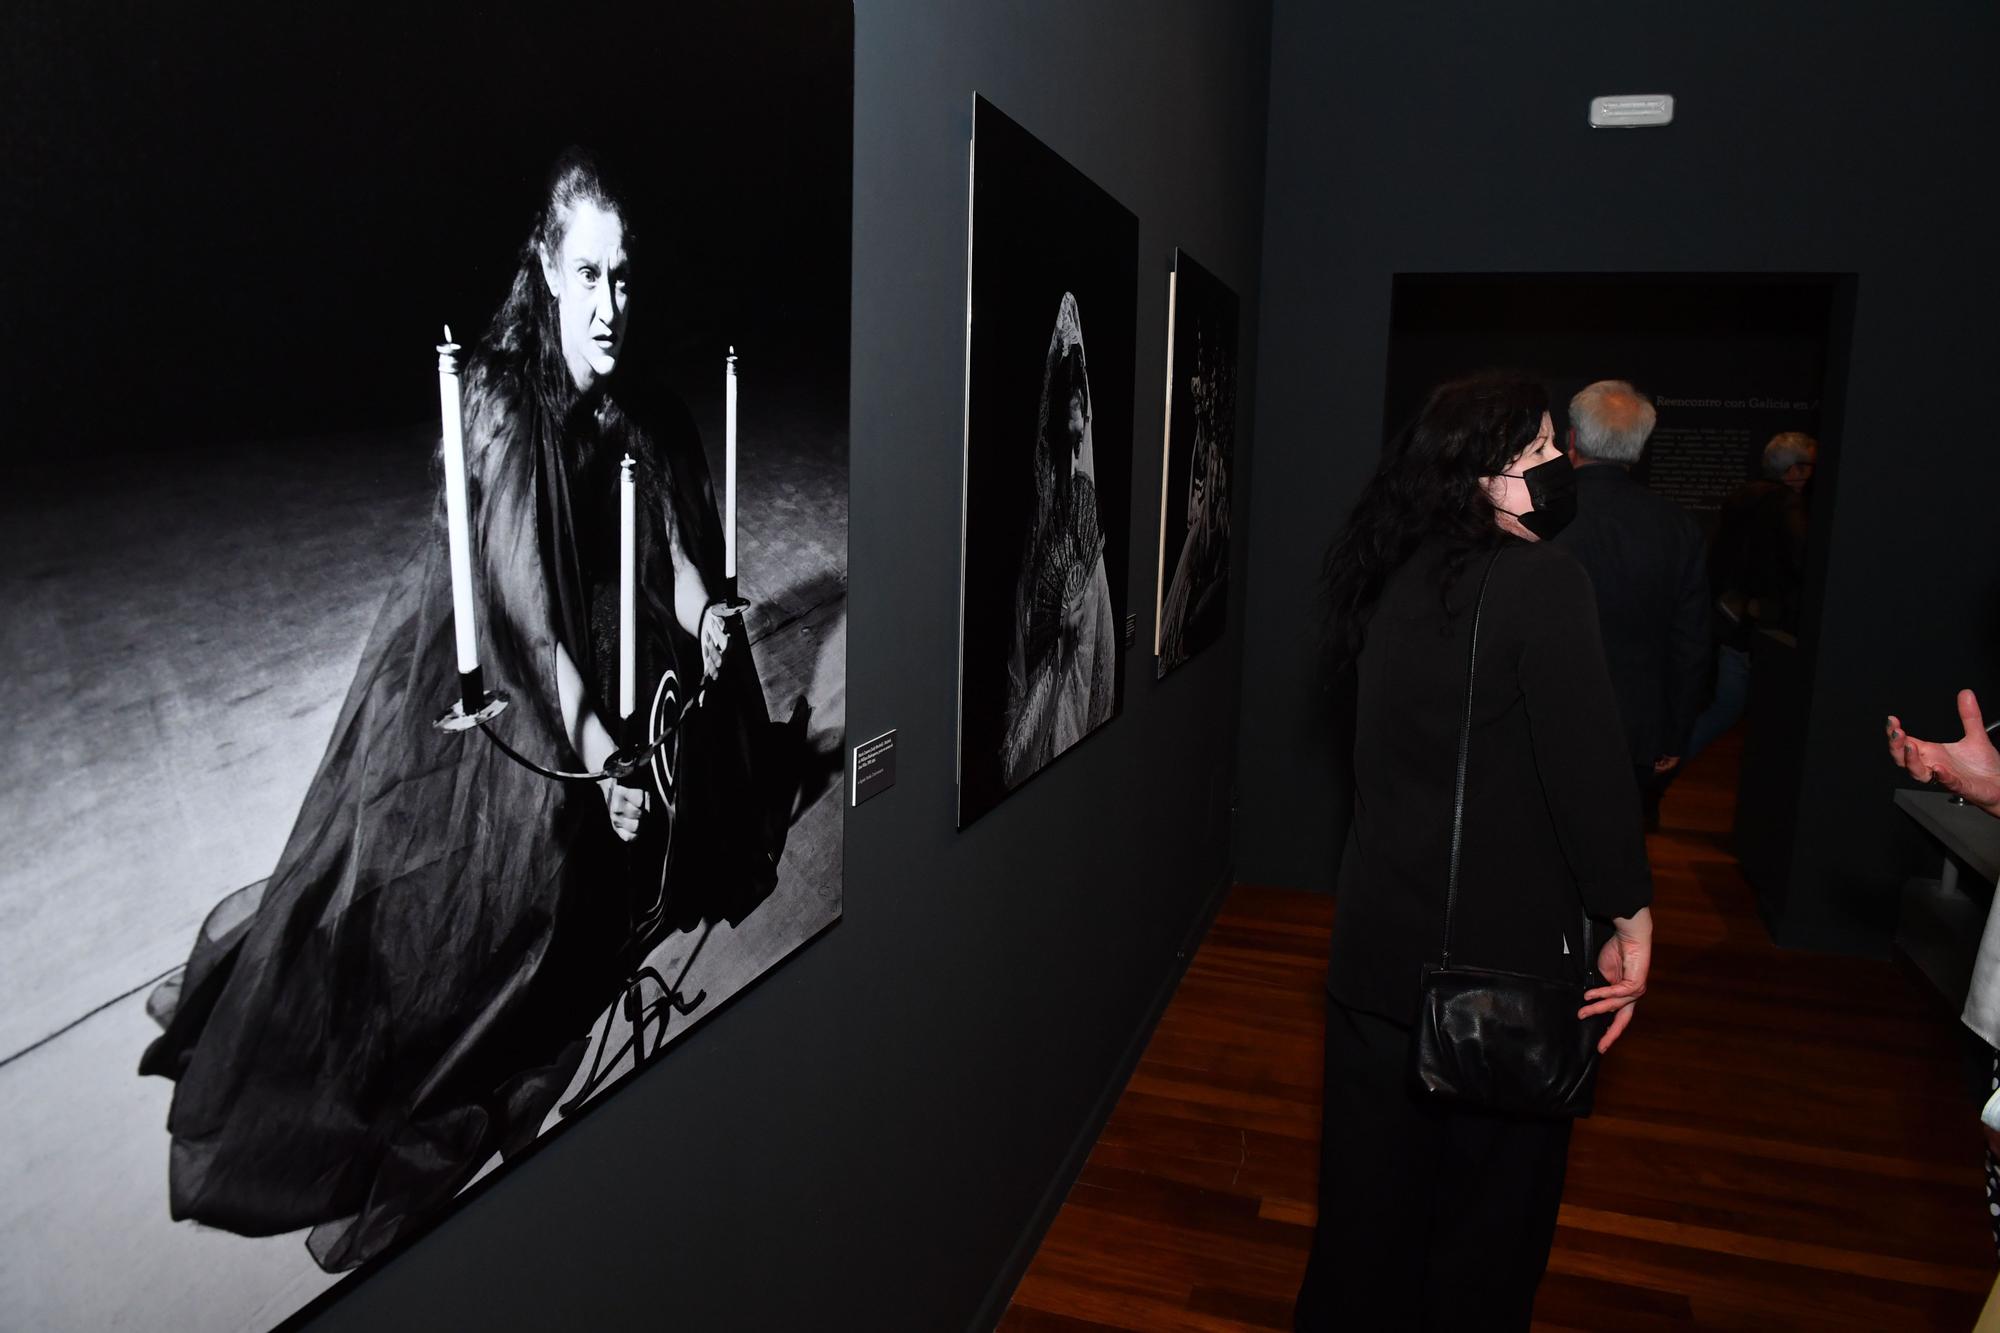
left=1410, top=546, right=1611, bottom=1118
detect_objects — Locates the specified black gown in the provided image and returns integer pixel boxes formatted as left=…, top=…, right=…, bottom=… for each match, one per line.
left=139, top=350, right=784, bottom=1272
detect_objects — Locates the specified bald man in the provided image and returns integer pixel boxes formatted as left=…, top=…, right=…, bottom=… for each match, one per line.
left=1551, top=381, right=1709, bottom=831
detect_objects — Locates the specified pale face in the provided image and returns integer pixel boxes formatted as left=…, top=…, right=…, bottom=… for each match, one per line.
left=540, top=200, right=630, bottom=392
left=1484, top=411, right=1559, bottom=542
left=1065, top=389, right=1086, bottom=459
left=1782, top=451, right=1817, bottom=493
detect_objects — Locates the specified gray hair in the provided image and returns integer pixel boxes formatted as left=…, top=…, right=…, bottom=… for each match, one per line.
left=1568, top=380, right=1658, bottom=464
left=1762, top=431, right=1818, bottom=479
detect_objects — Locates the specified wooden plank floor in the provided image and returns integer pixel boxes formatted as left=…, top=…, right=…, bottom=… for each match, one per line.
left=1000, top=734, right=1997, bottom=1331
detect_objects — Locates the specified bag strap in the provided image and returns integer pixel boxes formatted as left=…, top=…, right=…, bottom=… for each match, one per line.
left=1439, top=543, right=1598, bottom=980
left=1440, top=545, right=1505, bottom=970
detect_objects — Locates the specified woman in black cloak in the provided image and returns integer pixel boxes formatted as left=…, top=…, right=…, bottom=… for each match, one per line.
left=139, top=149, right=784, bottom=1272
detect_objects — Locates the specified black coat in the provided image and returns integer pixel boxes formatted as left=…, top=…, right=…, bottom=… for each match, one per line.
left=1710, top=478, right=1810, bottom=639
left=1552, top=463, right=1711, bottom=763
left=1326, top=537, right=1653, bottom=1024
left=139, top=351, right=783, bottom=1272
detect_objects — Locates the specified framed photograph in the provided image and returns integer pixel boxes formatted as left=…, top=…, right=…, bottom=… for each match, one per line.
left=956, top=96, right=1139, bottom=828
left=0, top=3, right=851, bottom=1326
left=1154, top=249, right=1240, bottom=677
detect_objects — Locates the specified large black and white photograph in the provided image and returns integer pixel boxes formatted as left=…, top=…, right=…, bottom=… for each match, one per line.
left=0, top=3, right=850, bottom=1327
left=956, top=96, right=1138, bottom=828
left=1153, top=249, right=1239, bottom=678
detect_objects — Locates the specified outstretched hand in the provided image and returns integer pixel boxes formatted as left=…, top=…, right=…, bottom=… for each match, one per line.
left=1579, top=907, right=1652, bottom=1054
left=1887, top=690, right=2000, bottom=817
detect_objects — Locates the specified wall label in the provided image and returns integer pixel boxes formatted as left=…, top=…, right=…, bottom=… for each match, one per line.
left=852, top=729, right=897, bottom=807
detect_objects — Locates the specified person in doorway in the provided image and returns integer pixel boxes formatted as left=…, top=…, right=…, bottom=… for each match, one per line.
left=1684, top=431, right=1818, bottom=761
left=1550, top=380, right=1709, bottom=830
left=1296, top=372, right=1654, bottom=1331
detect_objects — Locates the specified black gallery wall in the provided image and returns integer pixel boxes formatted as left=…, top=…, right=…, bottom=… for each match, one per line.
left=301, top=2, right=1271, bottom=1330
left=14, top=1, right=1993, bottom=1328
left=1235, top=0, right=2000, bottom=955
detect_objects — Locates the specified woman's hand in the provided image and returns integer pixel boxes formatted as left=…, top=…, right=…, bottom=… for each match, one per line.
left=601, top=779, right=649, bottom=843
left=699, top=602, right=733, bottom=679
left=1887, top=691, right=2000, bottom=817
left=1580, top=906, right=1652, bottom=1053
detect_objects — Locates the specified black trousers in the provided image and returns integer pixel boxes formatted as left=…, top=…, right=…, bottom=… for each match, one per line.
left=1294, top=998, right=1573, bottom=1332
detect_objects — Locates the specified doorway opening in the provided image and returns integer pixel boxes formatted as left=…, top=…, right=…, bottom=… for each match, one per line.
left=1383, top=272, right=1855, bottom=932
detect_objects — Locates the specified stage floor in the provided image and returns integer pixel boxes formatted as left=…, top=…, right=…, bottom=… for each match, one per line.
left=0, top=414, right=845, bottom=1329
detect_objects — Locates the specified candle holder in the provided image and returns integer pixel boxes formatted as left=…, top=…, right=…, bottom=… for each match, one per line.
left=434, top=667, right=510, bottom=733
left=435, top=692, right=511, bottom=733
left=435, top=668, right=688, bottom=787
left=602, top=741, right=654, bottom=784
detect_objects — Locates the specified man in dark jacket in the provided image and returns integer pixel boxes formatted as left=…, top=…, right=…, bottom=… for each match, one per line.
left=1552, top=380, right=1710, bottom=829
left=1680, top=431, right=1817, bottom=762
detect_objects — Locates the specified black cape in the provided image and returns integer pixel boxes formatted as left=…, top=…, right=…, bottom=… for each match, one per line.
left=139, top=351, right=782, bottom=1271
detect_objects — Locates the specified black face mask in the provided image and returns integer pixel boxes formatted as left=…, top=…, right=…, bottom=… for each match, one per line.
left=1499, top=454, right=1577, bottom=539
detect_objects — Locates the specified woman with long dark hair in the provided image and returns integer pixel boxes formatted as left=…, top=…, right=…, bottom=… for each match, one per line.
left=139, top=149, right=783, bottom=1272
left=1294, top=373, right=1654, bottom=1329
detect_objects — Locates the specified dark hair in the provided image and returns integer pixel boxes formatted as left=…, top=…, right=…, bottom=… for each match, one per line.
left=481, top=147, right=633, bottom=407
left=1319, top=371, right=1549, bottom=675
left=1044, top=343, right=1090, bottom=444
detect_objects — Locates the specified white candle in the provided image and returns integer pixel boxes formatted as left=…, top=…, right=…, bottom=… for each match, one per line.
left=437, top=325, right=479, bottom=677
left=724, top=346, right=738, bottom=583
left=618, top=452, right=636, bottom=722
